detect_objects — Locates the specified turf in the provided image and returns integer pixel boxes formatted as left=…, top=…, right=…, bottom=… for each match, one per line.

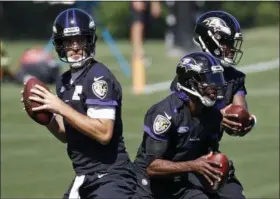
left=1, top=26, right=279, bottom=198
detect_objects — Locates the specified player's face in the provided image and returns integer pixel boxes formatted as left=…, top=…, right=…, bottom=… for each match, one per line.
left=62, top=35, right=87, bottom=61
left=222, top=45, right=234, bottom=59
left=202, top=85, right=218, bottom=101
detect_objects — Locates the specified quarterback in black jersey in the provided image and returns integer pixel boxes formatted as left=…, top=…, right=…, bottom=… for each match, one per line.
left=170, top=11, right=257, bottom=136
left=134, top=52, right=245, bottom=199
left=21, top=8, right=136, bottom=199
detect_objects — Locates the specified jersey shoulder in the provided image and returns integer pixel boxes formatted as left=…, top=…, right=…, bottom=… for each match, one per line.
left=224, top=67, right=246, bottom=81
left=146, top=94, right=178, bottom=118
left=86, top=61, right=121, bottom=88
left=86, top=61, right=114, bottom=79
left=170, top=75, right=178, bottom=92
left=83, top=60, right=122, bottom=104
left=144, top=93, right=189, bottom=137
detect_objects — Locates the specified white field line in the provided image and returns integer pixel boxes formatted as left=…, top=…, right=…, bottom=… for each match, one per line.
left=143, top=58, right=279, bottom=94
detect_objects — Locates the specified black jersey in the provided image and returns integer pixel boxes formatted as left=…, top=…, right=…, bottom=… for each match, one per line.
left=134, top=92, right=223, bottom=176
left=56, top=60, right=130, bottom=175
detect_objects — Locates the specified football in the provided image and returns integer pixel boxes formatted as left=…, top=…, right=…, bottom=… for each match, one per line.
left=207, top=153, right=230, bottom=191
left=23, top=77, right=53, bottom=125
left=225, top=105, right=250, bottom=128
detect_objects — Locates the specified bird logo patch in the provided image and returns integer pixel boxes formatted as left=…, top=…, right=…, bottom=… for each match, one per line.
left=153, top=115, right=171, bottom=135
left=92, top=77, right=108, bottom=99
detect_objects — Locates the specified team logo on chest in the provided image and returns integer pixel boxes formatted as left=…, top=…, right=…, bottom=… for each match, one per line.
left=153, top=114, right=171, bottom=135
left=92, top=76, right=108, bottom=99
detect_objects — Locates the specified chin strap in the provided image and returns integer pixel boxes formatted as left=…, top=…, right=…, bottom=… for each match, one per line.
left=177, top=83, right=216, bottom=107
left=69, top=56, right=93, bottom=69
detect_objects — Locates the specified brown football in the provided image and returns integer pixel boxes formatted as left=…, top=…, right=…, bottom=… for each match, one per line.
left=23, top=77, right=53, bottom=125
left=225, top=105, right=250, bottom=128
left=207, top=153, right=230, bottom=191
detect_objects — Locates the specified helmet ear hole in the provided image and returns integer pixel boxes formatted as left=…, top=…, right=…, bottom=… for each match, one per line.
left=214, top=49, right=221, bottom=56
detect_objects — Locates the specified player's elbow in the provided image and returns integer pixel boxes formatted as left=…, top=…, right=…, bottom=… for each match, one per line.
left=59, top=135, right=67, bottom=143
left=99, top=131, right=113, bottom=145
left=98, top=120, right=114, bottom=145
left=87, top=119, right=114, bottom=145
left=146, top=166, right=154, bottom=176
left=146, top=161, right=157, bottom=176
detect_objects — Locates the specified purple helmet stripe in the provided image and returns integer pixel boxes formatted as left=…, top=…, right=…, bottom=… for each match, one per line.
left=65, top=10, right=69, bottom=28
left=72, top=8, right=77, bottom=26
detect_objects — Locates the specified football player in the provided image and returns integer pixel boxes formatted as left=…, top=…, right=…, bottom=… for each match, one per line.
left=21, top=8, right=136, bottom=199
left=170, top=11, right=257, bottom=136
left=14, top=47, right=60, bottom=84
left=133, top=52, right=245, bottom=199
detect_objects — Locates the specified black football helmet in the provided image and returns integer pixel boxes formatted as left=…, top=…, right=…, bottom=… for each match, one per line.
left=193, top=10, right=243, bottom=67
left=52, top=8, right=97, bottom=68
left=176, top=52, right=226, bottom=107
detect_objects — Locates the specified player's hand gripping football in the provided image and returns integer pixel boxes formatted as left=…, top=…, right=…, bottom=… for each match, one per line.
left=236, top=117, right=255, bottom=136
left=190, top=152, right=223, bottom=186
left=221, top=104, right=255, bottom=136
left=220, top=104, right=242, bottom=133
left=27, top=84, right=65, bottom=114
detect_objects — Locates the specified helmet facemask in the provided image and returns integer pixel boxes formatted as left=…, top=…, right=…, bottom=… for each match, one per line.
left=194, top=28, right=243, bottom=67
left=53, top=34, right=96, bottom=69
left=219, top=33, right=243, bottom=66
left=177, top=68, right=226, bottom=107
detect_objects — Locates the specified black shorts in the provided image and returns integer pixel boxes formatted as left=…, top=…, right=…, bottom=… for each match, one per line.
left=180, top=177, right=245, bottom=199
left=151, top=174, right=245, bottom=199
left=63, top=164, right=137, bottom=199
left=132, top=164, right=153, bottom=199
left=130, top=2, right=151, bottom=24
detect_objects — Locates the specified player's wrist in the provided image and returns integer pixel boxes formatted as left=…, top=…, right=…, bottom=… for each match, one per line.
left=57, top=102, right=70, bottom=116
left=183, top=161, right=195, bottom=172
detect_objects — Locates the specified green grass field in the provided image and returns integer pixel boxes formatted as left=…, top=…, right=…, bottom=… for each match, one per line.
left=1, top=26, right=279, bottom=198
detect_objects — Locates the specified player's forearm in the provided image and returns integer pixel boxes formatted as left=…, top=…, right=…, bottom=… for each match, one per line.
left=147, top=159, right=193, bottom=176
left=233, top=93, right=248, bottom=109
left=60, top=103, right=112, bottom=145
left=46, top=114, right=67, bottom=143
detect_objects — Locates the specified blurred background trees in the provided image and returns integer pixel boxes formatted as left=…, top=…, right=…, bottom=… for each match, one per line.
left=0, top=1, right=279, bottom=40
